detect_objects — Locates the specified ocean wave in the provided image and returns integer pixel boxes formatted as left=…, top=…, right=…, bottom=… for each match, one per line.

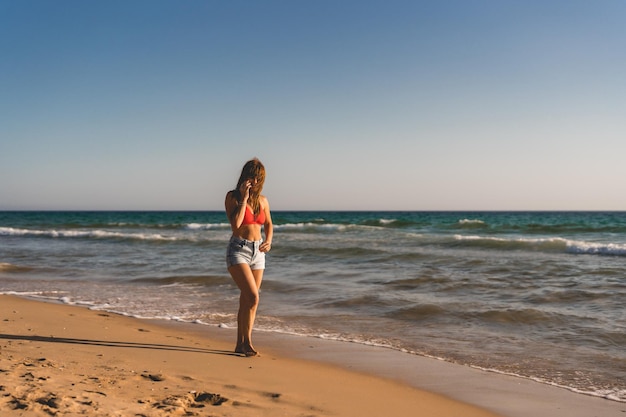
left=274, top=218, right=422, bottom=232
left=522, top=223, right=626, bottom=235
left=316, top=294, right=398, bottom=311
left=456, top=219, right=488, bottom=228
left=273, top=220, right=411, bottom=233
left=360, top=218, right=416, bottom=228
left=130, top=274, right=232, bottom=287
left=0, top=226, right=178, bottom=242
left=95, top=221, right=230, bottom=231
left=21, top=220, right=231, bottom=231
left=386, top=304, right=446, bottom=321
left=185, top=222, right=230, bottom=230
left=452, top=234, right=626, bottom=256
left=565, top=240, right=626, bottom=256
left=473, top=308, right=564, bottom=325
left=98, top=222, right=229, bottom=231
left=274, top=222, right=352, bottom=233
left=277, top=245, right=384, bottom=260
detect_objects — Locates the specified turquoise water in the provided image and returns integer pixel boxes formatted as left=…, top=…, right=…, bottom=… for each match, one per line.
left=1, top=211, right=625, bottom=401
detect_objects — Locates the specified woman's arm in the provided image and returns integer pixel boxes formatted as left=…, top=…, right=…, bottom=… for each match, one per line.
left=260, top=196, right=273, bottom=252
left=225, top=190, right=248, bottom=231
left=227, top=180, right=252, bottom=230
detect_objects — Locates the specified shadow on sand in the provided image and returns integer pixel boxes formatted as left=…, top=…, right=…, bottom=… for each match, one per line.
left=0, top=333, right=241, bottom=356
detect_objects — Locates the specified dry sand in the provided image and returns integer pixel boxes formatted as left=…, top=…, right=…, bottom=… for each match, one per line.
left=1, top=295, right=623, bottom=417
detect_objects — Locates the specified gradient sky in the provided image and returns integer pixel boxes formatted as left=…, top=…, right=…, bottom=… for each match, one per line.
left=1, top=0, right=625, bottom=211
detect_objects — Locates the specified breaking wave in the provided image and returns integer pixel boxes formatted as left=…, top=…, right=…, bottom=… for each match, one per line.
left=453, top=235, right=626, bottom=256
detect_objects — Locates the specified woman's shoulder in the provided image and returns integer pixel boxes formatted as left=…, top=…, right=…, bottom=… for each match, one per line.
left=225, top=190, right=238, bottom=205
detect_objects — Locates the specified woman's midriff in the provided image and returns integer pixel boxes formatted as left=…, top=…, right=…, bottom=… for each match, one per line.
left=234, top=224, right=263, bottom=241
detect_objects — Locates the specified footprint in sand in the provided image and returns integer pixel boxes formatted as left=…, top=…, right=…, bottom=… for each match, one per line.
left=152, top=391, right=228, bottom=413
left=142, top=373, right=166, bottom=382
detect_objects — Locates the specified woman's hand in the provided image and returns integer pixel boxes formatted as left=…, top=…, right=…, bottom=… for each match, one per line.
left=239, top=180, right=252, bottom=203
left=260, top=241, right=272, bottom=252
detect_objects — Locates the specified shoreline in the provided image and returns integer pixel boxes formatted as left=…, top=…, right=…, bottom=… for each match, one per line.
left=166, top=319, right=626, bottom=417
left=1, top=295, right=624, bottom=417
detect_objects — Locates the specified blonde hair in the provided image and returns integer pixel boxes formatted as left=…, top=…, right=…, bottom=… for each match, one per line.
left=234, top=158, right=266, bottom=215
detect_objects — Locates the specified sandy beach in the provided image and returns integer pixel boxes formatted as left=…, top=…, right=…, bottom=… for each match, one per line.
left=0, top=294, right=500, bottom=416
left=1, top=295, right=623, bottom=417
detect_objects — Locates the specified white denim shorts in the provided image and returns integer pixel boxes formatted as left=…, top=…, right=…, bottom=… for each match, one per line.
left=226, top=236, right=266, bottom=270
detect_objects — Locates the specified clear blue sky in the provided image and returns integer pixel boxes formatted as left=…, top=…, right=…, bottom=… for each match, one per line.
left=1, top=0, right=625, bottom=210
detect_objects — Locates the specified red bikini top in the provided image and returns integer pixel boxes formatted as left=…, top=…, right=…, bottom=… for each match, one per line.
left=241, top=205, right=265, bottom=225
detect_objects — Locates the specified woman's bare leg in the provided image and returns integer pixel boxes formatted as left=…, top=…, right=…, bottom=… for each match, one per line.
left=228, top=264, right=264, bottom=356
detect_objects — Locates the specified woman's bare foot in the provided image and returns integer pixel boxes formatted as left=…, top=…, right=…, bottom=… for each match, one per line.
left=235, top=343, right=259, bottom=357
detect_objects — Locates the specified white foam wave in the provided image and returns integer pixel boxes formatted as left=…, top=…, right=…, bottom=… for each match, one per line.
left=465, top=364, right=626, bottom=402
left=565, top=240, right=626, bottom=256
left=454, top=234, right=563, bottom=246
left=0, top=226, right=177, bottom=241
left=185, top=223, right=230, bottom=230
left=275, top=222, right=350, bottom=232
left=454, top=234, right=626, bottom=256
left=1, top=290, right=56, bottom=297
left=458, top=219, right=486, bottom=225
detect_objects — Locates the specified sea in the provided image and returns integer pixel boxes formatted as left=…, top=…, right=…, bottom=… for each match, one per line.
left=1, top=211, right=624, bottom=402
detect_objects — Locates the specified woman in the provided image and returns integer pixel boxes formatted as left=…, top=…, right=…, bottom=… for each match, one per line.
left=225, top=158, right=273, bottom=357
